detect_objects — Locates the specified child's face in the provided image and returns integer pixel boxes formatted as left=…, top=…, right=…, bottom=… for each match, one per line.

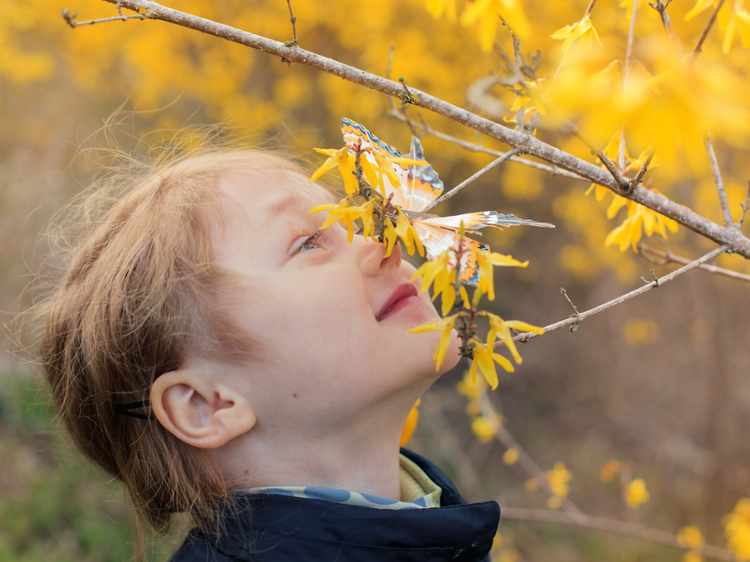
left=212, top=169, right=460, bottom=430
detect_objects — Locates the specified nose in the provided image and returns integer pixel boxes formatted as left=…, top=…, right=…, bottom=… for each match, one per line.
left=358, top=237, right=402, bottom=276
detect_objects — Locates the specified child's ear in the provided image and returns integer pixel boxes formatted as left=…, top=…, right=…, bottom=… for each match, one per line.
left=150, top=369, right=256, bottom=449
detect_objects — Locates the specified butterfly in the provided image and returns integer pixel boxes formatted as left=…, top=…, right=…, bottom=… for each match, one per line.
left=340, top=118, right=554, bottom=283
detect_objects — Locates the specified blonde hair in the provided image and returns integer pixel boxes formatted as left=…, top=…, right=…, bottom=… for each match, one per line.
left=36, top=146, right=309, bottom=540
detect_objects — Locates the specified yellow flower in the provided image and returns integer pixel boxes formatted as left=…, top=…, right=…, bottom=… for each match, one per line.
left=509, top=79, right=547, bottom=116
left=471, top=415, right=500, bottom=442
left=411, top=250, right=452, bottom=295
left=546, top=461, right=573, bottom=498
left=723, top=497, right=750, bottom=560
left=723, top=1, right=750, bottom=54
left=551, top=14, right=603, bottom=54
left=457, top=369, right=488, bottom=399
left=503, top=448, right=520, bottom=465
left=605, top=200, right=678, bottom=253
left=525, top=478, right=539, bottom=492
left=469, top=339, right=515, bottom=389
left=487, top=313, right=545, bottom=364
left=685, top=0, right=720, bottom=21
left=439, top=281, right=457, bottom=316
left=426, top=0, right=457, bottom=22
left=359, top=199, right=376, bottom=240
left=382, top=217, right=399, bottom=258
left=600, top=459, right=621, bottom=483
left=400, top=398, right=421, bottom=446
left=311, top=146, right=358, bottom=194
left=474, top=248, right=529, bottom=301
left=408, top=314, right=458, bottom=370
left=395, top=211, right=425, bottom=257
left=461, top=0, right=531, bottom=52
left=311, top=199, right=363, bottom=242
left=677, top=526, right=705, bottom=551
left=625, top=477, right=650, bottom=509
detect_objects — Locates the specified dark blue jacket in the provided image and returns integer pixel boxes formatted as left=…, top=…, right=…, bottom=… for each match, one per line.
left=170, top=449, right=500, bottom=561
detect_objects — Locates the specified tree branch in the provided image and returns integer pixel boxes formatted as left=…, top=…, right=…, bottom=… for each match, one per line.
left=639, top=243, right=750, bottom=284
left=284, top=0, right=298, bottom=47
left=97, top=0, right=750, bottom=257
left=649, top=0, right=683, bottom=54
left=619, top=0, right=638, bottom=170
left=388, top=110, right=589, bottom=183
left=511, top=35, right=525, bottom=133
left=425, top=149, right=520, bottom=212
left=740, top=180, right=750, bottom=228
left=630, top=149, right=653, bottom=190
left=61, top=7, right=146, bottom=27
left=692, top=0, right=726, bottom=58
left=496, top=245, right=730, bottom=348
left=705, top=136, right=734, bottom=227
left=571, top=127, right=631, bottom=193
left=499, top=507, right=737, bottom=561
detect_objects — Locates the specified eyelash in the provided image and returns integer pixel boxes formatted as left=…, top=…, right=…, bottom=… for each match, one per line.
left=296, top=230, right=323, bottom=254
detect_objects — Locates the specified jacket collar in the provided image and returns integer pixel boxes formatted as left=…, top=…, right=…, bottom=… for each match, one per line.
left=182, top=449, right=500, bottom=562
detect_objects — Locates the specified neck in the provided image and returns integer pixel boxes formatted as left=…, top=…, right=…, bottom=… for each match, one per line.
left=218, top=398, right=416, bottom=500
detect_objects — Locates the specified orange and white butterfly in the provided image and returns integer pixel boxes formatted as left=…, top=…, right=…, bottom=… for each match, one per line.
left=340, top=119, right=553, bottom=283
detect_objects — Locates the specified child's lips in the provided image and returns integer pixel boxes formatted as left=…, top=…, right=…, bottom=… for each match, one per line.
left=376, top=283, right=419, bottom=322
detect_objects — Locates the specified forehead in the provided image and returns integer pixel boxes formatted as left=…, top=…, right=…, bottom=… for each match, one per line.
left=218, top=168, right=334, bottom=224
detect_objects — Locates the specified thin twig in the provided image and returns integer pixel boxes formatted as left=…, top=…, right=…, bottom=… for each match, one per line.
left=426, top=149, right=520, bottom=211
left=511, top=35, right=525, bottom=133
left=584, top=0, right=598, bottom=16
left=630, top=150, right=654, bottom=190
left=284, top=0, right=298, bottom=46
left=739, top=181, right=750, bottom=228
left=97, top=0, right=750, bottom=257
left=61, top=7, right=146, bottom=27
left=496, top=245, right=730, bottom=347
left=478, top=394, right=583, bottom=516
left=619, top=0, right=638, bottom=170
left=692, top=0, right=726, bottom=58
left=571, top=128, right=631, bottom=193
left=639, top=243, right=750, bottom=284
left=398, top=77, right=417, bottom=104
left=559, top=287, right=581, bottom=331
left=499, top=507, right=737, bottom=561
left=705, top=136, right=734, bottom=227
left=649, top=0, right=682, bottom=53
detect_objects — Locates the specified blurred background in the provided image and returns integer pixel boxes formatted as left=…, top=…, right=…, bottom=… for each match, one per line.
left=1, top=0, right=749, bottom=560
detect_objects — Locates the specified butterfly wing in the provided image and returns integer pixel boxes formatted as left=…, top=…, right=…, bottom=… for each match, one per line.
left=340, top=118, right=443, bottom=211
left=402, top=136, right=443, bottom=212
left=421, top=211, right=555, bottom=231
left=414, top=212, right=553, bottom=285
left=412, top=220, right=485, bottom=285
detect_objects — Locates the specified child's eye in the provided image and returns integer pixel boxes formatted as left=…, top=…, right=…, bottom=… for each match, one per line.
left=293, top=231, right=324, bottom=254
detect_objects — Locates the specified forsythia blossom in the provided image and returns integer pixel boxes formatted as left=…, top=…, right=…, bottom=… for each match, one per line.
left=407, top=314, right=458, bottom=370
left=551, top=14, right=603, bottom=53
left=460, top=0, right=531, bottom=52
left=723, top=497, right=750, bottom=560
left=625, top=478, right=650, bottom=509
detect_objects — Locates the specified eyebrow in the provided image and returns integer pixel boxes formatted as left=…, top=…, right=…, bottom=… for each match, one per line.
left=263, top=193, right=305, bottom=229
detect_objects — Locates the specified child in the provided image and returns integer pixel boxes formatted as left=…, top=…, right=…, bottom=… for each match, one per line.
left=37, top=146, right=500, bottom=561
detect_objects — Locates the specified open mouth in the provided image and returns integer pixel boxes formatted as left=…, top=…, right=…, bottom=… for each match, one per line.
left=377, top=283, right=419, bottom=322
